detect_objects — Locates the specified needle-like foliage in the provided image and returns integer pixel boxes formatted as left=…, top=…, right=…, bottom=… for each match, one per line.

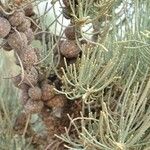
left=56, top=64, right=150, bottom=150
left=55, top=44, right=120, bottom=102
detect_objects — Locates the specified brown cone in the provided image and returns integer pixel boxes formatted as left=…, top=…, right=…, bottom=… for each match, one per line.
left=20, top=89, right=30, bottom=105
left=60, top=40, right=80, bottom=58
left=64, top=25, right=76, bottom=40
left=41, top=83, right=55, bottom=101
left=24, top=67, right=39, bottom=86
left=19, top=46, right=38, bottom=68
left=24, top=4, right=35, bottom=17
left=24, top=99, right=44, bottom=114
left=46, top=95, right=66, bottom=108
left=8, top=11, right=25, bottom=27
left=28, top=86, right=42, bottom=101
left=7, top=32, right=28, bottom=51
left=0, top=17, right=11, bottom=38
left=17, top=18, right=31, bottom=32
left=24, top=28, right=34, bottom=44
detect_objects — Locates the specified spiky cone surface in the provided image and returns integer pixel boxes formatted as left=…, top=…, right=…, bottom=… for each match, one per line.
left=24, top=28, right=34, bottom=44
left=24, top=67, right=39, bottom=87
left=0, top=17, right=11, bottom=38
left=24, top=99, right=44, bottom=114
left=7, top=32, right=28, bottom=51
left=46, top=95, right=66, bottom=108
left=8, top=11, right=25, bottom=27
left=60, top=40, right=80, bottom=58
left=19, top=46, right=38, bottom=68
left=28, top=86, right=42, bottom=101
left=41, top=82, right=55, bottom=101
left=17, top=18, right=31, bottom=32
left=2, top=41, right=12, bottom=51
left=64, top=25, right=76, bottom=40
left=24, top=4, right=35, bottom=17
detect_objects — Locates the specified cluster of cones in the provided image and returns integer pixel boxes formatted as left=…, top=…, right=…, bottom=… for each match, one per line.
left=0, top=6, right=65, bottom=114
left=0, top=1, right=83, bottom=146
left=60, top=0, right=82, bottom=59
